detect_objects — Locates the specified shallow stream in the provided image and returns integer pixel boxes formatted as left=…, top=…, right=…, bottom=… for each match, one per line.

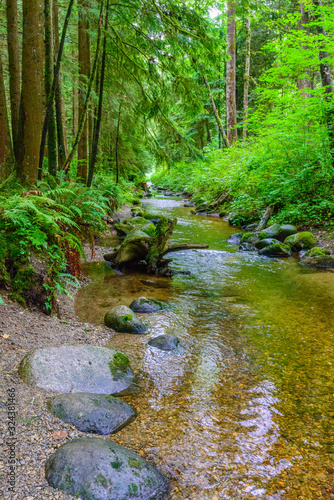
left=75, top=196, right=334, bottom=499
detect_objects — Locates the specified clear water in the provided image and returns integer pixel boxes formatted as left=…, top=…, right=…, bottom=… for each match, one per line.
left=75, top=196, right=334, bottom=499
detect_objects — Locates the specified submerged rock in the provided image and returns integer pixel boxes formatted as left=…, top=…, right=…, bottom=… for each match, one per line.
left=259, top=242, right=291, bottom=257
left=130, top=297, right=170, bottom=313
left=18, top=345, right=138, bottom=395
left=147, top=334, right=180, bottom=351
left=305, top=247, right=330, bottom=257
left=302, top=254, right=334, bottom=268
left=48, top=393, right=136, bottom=435
left=284, top=231, right=317, bottom=251
left=227, top=233, right=243, bottom=245
left=254, top=238, right=280, bottom=250
left=239, top=242, right=256, bottom=252
left=45, top=438, right=170, bottom=500
left=104, top=305, right=147, bottom=334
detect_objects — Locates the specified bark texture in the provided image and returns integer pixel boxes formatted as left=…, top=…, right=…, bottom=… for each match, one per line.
left=6, top=0, right=21, bottom=158
left=17, top=0, right=44, bottom=184
left=0, top=53, right=12, bottom=179
left=297, top=3, right=312, bottom=97
left=243, top=17, right=251, bottom=140
left=226, top=1, right=238, bottom=143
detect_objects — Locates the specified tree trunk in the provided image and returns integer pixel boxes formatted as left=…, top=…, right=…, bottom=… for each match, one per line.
left=115, top=102, right=122, bottom=183
left=63, top=0, right=104, bottom=173
left=6, top=0, right=21, bottom=160
left=87, top=0, right=110, bottom=187
left=77, top=0, right=90, bottom=182
left=297, top=3, right=312, bottom=97
left=256, top=206, right=274, bottom=231
left=226, top=1, right=238, bottom=143
left=45, top=0, right=57, bottom=176
left=17, top=0, right=44, bottom=184
left=204, top=77, right=230, bottom=148
left=313, top=0, right=332, bottom=92
left=53, top=0, right=68, bottom=167
left=243, top=16, right=251, bottom=140
left=0, top=52, right=12, bottom=179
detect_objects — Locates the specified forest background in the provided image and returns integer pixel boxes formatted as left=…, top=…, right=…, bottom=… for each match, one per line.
left=0, top=0, right=333, bottom=310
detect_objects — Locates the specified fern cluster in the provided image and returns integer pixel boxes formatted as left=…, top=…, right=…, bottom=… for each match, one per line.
left=0, top=176, right=127, bottom=311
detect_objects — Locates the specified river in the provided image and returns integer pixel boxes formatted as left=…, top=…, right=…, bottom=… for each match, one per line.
left=75, top=195, right=334, bottom=500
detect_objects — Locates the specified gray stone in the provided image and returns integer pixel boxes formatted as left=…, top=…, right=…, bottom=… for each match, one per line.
left=130, top=297, right=170, bottom=313
left=302, top=255, right=334, bottom=268
left=244, top=223, right=258, bottom=232
left=254, top=238, right=280, bottom=250
left=284, top=231, right=317, bottom=251
left=147, top=334, right=180, bottom=351
left=18, top=345, right=139, bottom=395
left=104, top=305, right=147, bottom=334
left=45, top=438, right=170, bottom=500
left=259, top=224, right=281, bottom=239
left=227, top=233, right=243, bottom=245
left=239, top=242, right=256, bottom=252
left=259, top=242, right=291, bottom=258
left=48, top=393, right=136, bottom=435
left=276, top=224, right=298, bottom=242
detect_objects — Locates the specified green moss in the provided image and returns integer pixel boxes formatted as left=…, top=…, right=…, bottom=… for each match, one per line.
left=122, top=314, right=133, bottom=322
left=128, top=457, right=145, bottom=470
left=259, top=231, right=266, bottom=239
left=11, top=265, right=36, bottom=305
left=128, top=483, right=138, bottom=494
left=240, top=232, right=254, bottom=243
left=284, top=231, right=317, bottom=251
left=306, top=247, right=330, bottom=257
left=94, top=474, right=108, bottom=488
left=109, top=352, right=130, bottom=374
left=141, top=224, right=156, bottom=237
left=110, top=459, right=123, bottom=469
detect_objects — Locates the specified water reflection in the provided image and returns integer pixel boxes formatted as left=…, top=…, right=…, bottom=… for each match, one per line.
left=75, top=196, right=334, bottom=499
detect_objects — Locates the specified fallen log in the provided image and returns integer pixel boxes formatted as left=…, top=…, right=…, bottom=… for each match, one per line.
left=104, top=216, right=208, bottom=275
left=256, top=205, right=274, bottom=231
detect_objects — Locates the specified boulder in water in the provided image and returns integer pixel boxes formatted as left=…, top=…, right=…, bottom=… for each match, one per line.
left=276, top=224, right=298, bottom=242
left=18, top=345, right=138, bottom=395
left=227, top=233, right=243, bottom=245
left=239, top=242, right=256, bottom=252
left=104, top=305, right=147, bottom=334
left=147, top=334, right=180, bottom=351
left=48, top=393, right=136, bottom=435
left=284, top=231, right=317, bottom=251
left=45, top=438, right=170, bottom=500
left=259, top=242, right=291, bottom=257
left=259, top=224, right=281, bottom=239
left=130, top=297, right=170, bottom=313
left=254, top=238, right=280, bottom=250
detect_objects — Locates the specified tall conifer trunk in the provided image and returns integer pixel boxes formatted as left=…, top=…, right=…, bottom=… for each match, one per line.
left=297, top=3, right=312, bottom=97
left=6, top=0, right=20, bottom=160
left=243, top=17, right=251, bottom=140
left=45, top=0, right=57, bottom=176
left=226, top=1, right=237, bottom=143
left=17, top=0, right=44, bottom=184
left=77, top=0, right=90, bottom=182
left=0, top=53, right=12, bottom=179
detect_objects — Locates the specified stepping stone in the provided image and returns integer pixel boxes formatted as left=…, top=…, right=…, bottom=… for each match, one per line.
left=45, top=438, right=170, bottom=500
left=130, top=297, right=170, bottom=313
left=18, top=345, right=139, bottom=396
left=147, top=334, right=180, bottom=351
left=48, top=393, right=136, bottom=435
left=104, top=305, right=147, bottom=333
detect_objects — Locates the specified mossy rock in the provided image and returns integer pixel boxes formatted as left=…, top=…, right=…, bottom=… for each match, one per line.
left=239, top=242, right=256, bottom=252
left=259, top=242, right=291, bottom=258
left=302, top=255, right=334, bottom=268
left=48, top=393, right=136, bottom=435
left=258, top=224, right=281, bottom=240
left=129, top=297, right=171, bottom=313
left=45, top=438, right=170, bottom=499
left=276, top=224, right=298, bottom=242
left=240, top=232, right=255, bottom=243
left=104, top=305, right=147, bottom=334
left=227, top=233, right=243, bottom=245
left=255, top=238, right=280, bottom=250
left=18, top=345, right=138, bottom=395
left=284, top=231, right=317, bottom=251
left=141, top=224, right=156, bottom=238
left=305, top=247, right=330, bottom=257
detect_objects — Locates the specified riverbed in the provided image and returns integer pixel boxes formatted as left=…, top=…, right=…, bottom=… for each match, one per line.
left=75, top=196, right=334, bottom=499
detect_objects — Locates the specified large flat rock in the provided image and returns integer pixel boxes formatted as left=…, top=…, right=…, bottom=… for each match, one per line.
left=18, top=345, right=139, bottom=395
left=48, top=393, right=136, bottom=435
left=45, top=438, right=170, bottom=499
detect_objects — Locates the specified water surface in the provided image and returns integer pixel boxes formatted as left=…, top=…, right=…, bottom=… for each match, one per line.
left=75, top=196, right=334, bottom=499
